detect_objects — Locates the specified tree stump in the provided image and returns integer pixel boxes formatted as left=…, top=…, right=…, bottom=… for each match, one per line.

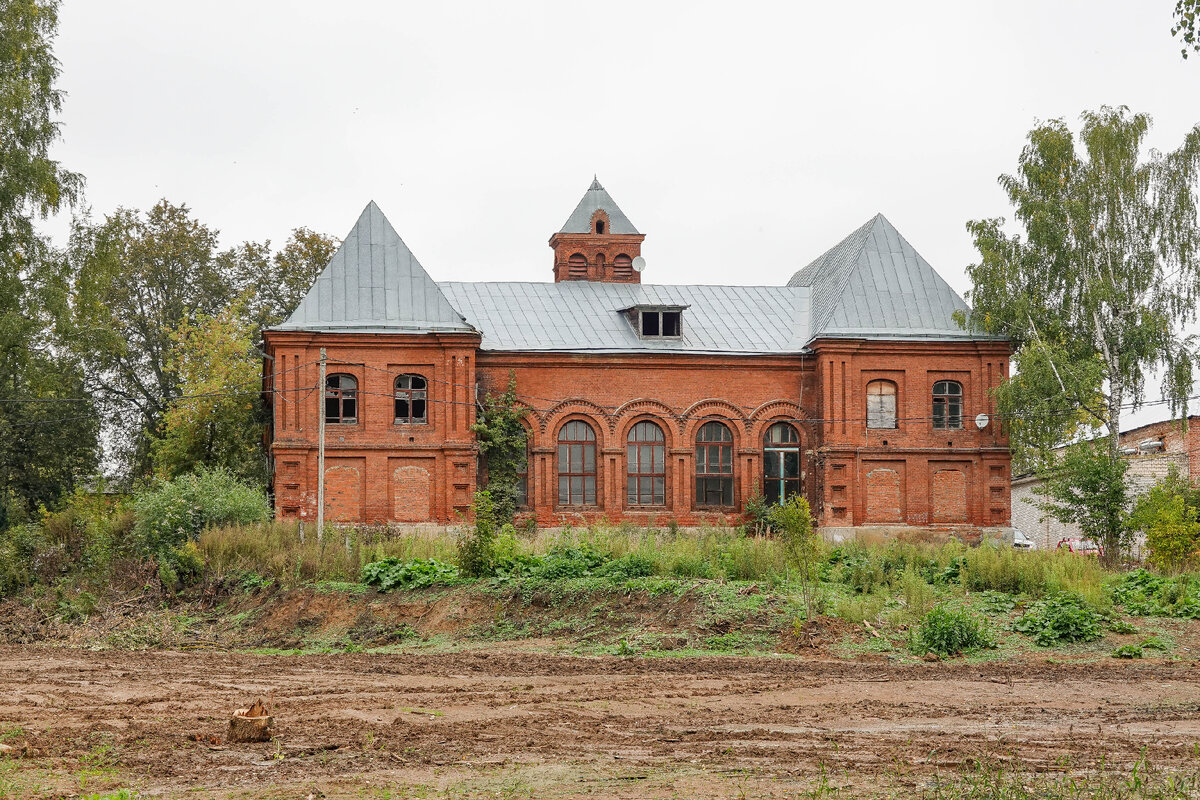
left=228, top=698, right=274, bottom=743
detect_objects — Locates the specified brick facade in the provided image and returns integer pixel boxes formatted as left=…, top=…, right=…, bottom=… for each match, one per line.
left=264, top=185, right=1013, bottom=531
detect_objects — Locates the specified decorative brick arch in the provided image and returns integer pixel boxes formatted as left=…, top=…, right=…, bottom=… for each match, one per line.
left=747, top=400, right=809, bottom=442
left=589, top=209, right=610, bottom=235
left=616, top=412, right=675, bottom=449
left=613, top=398, right=677, bottom=436
left=681, top=399, right=747, bottom=439
left=538, top=398, right=611, bottom=436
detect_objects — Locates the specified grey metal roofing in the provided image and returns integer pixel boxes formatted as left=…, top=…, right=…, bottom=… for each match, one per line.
left=787, top=213, right=981, bottom=340
left=276, top=201, right=473, bottom=333
left=558, top=177, right=641, bottom=235
left=438, top=281, right=811, bottom=354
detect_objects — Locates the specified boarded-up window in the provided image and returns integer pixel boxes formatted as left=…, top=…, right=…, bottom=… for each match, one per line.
left=866, top=380, right=897, bottom=429
left=931, top=469, right=967, bottom=523
left=568, top=253, right=587, bottom=279
left=864, top=466, right=902, bottom=523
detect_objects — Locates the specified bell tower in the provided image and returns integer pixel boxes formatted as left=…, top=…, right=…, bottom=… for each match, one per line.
left=549, top=177, right=646, bottom=283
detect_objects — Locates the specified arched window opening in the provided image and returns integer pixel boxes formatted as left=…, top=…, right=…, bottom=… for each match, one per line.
left=613, top=254, right=633, bottom=278
left=325, top=374, right=358, bottom=424
left=763, top=422, right=800, bottom=504
left=394, top=374, right=427, bottom=424
left=557, top=420, right=597, bottom=505
left=627, top=421, right=666, bottom=506
left=866, top=380, right=897, bottom=429
left=596, top=220, right=605, bottom=234
left=932, top=380, right=963, bottom=429
left=567, top=253, right=587, bottom=279
left=695, top=421, right=734, bottom=507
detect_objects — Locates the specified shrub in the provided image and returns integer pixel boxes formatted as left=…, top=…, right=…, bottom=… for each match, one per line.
left=361, top=558, right=459, bottom=591
left=531, top=544, right=607, bottom=579
left=911, top=603, right=995, bottom=656
left=1112, top=643, right=1143, bottom=659
left=132, top=466, right=269, bottom=555
left=457, top=491, right=500, bottom=578
left=596, top=552, right=656, bottom=580
left=1012, top=592, right=1103, bottom=646
left=1128, top=465, right=1200, bottom=571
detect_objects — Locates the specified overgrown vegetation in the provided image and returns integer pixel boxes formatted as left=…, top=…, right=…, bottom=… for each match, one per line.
left=911, top=603, right=995, bottom=656
left=470, top=374, right=528, bottom=526
left=1012, top=592, right=1104, bottom=646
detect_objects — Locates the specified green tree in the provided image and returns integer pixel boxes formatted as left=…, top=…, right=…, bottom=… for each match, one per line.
left=471, top=373, right=528, bottom=525
left=149, top=296, right=266, bottom=484
left=1174, top=0, right=1199, bottom=58
left=226, top=227, right=338, bottom=334
left=1128, top=465, right=1200, bottom=571
left=68, top=201, right=230, bottom=475
left=962, top=107, right=1200, bottom=477
left=1035, top=438, right=1129, bottom=563
left=0, top=0, right=98, bottom=525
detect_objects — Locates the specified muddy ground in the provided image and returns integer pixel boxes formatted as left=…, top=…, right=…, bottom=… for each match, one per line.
left=3, top=647, right=1200, bottom=799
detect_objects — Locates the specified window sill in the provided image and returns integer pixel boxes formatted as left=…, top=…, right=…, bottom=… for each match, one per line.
left=394, top=420, right=429, bottom=426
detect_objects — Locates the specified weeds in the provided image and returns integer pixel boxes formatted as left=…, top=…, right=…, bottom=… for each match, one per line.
left=361, top=558, right=459, bottom=591
left=1012, top=592, right=1103, bottom=646
left=911, top=603, right=995, bottom=657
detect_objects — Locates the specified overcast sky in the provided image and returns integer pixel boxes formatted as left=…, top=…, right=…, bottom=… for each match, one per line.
left=45, top=0, right=1199, bottom=425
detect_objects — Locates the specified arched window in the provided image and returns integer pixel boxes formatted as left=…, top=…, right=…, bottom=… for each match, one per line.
left=763, top=422, right=800, bottom=504
left=596, top=220, right=605, bottom=234
left=695, top=421, right=734, bottom=507
left=614, top=254, right=633, bottom=278
left=394, top=374, right=427, bottom=424
left=932, top=380, right=963, bottom=429
left=567, top=253, right=587, bottom=279
left=866, top=380, right=897, bottom=429
left=325, top=374, right=358, bottom=424
left=557, top=420, right=597, bottom=505
left=627, top=421, right=666, bottom=506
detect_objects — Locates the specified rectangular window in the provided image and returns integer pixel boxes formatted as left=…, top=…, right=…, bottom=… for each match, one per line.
left=641, top=311, right=660, bottom=336
left=637, top=309, right=684, bottom=338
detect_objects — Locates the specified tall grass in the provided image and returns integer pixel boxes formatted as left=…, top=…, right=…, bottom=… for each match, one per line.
left=961, top=545, right=1109, bottom=607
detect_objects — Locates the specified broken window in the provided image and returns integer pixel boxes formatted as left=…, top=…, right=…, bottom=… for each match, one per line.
left=932, top=380, right=963, bottom=429
left=557, top=420, right=597, bottom=506
left=866, top=380, right=897, bottom=429
left=325, top=374, right=357, bottom=424
left=695, top=420, right=734, bottom=507
left=627, top=420, right=666, bottom=506
left=394, top=374, right=428, bottom=424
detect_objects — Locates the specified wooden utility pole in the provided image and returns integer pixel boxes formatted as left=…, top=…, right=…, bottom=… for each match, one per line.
left=317, top=347, right=326, bottom=542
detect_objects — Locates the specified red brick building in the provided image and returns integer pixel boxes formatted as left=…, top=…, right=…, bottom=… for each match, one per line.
left=263, top=180, right=1012, bottom=530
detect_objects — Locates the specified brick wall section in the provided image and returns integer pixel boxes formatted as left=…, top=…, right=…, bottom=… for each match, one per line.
left=264, top=329, right=1012, bottom=530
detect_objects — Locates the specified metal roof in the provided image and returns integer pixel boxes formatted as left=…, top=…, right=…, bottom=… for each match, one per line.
left=558, top=177, right=641, bottom=235
left=276, top=201, right=473, bottom=333
left=787, top=213, right=981, bottom=340
left=438, top=281, right=811, bottom=354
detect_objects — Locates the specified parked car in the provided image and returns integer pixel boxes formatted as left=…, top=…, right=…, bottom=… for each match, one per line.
left=1012, top=529, right=1037, bottom=550
left=1057, top=537, right=1104, bottom=557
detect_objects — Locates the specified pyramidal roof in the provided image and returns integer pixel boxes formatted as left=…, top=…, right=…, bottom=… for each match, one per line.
left=787, top=213, right=976, bottom=340
left=276, top=201, right=473, bottom=333
left=558, top=177, right=641, bottom=235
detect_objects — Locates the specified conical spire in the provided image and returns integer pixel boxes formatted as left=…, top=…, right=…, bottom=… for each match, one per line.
left=559, top=177, right=640, bottom=235
left=277, top=201, right=472, bottom=332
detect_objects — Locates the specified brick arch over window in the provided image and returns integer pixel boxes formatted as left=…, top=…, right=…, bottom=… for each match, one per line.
left=613, top=253, right=633, bottom=278
left=538, top=398, right=611, bottom=434
left=614, top=399, right=676, bottom=436
left=590, top=209, right=610, bottom=235
left=681, top=399, right=747, bottom=441
left=557, top=419, right=598, bottom=507
left=626, top=420, right=666, bottom=506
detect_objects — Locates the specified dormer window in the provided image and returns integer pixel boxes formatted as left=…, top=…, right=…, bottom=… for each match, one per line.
left=596, top=220, right=605, bottom=234
left=623, top=305, right=686, bottom=338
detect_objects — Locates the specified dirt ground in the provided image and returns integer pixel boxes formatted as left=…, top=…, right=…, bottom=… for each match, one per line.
left=3, top=647, right=1200, bottom=798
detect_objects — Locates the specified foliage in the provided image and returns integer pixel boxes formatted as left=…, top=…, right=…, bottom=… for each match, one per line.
left=1174, top=0, right=1199, bottom=58
left=911, top=603, right=995, bottom=657
left=1111, top=568, right=1200, bottom=618
left=595, top=552, right=656, bottom=580
left=0, top=0, right=99, bottom=527
left=1113, top=642, right=1144, bottom=659
left=1128, top=465, right=1200, bottom=571
left=767, top=496, right=820, bottom=619
left=1012, top=592, right=1103, bottom=646
left=360, top=558, right=459, bottom=591
left=471, top=374, right=528, bottom=526
left=457, top=490, right=501, bottom=578
left=961, top=106, right=1200, bottom=520
left=743, top=490, right=770, bottom=534
left=131, top=466, right=270, bottom=556
left=1034, top=438, right=1130, bottom=561
left=149, top=297, right=266, bottom=484
left=224, top=227, right=339, bottom=333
